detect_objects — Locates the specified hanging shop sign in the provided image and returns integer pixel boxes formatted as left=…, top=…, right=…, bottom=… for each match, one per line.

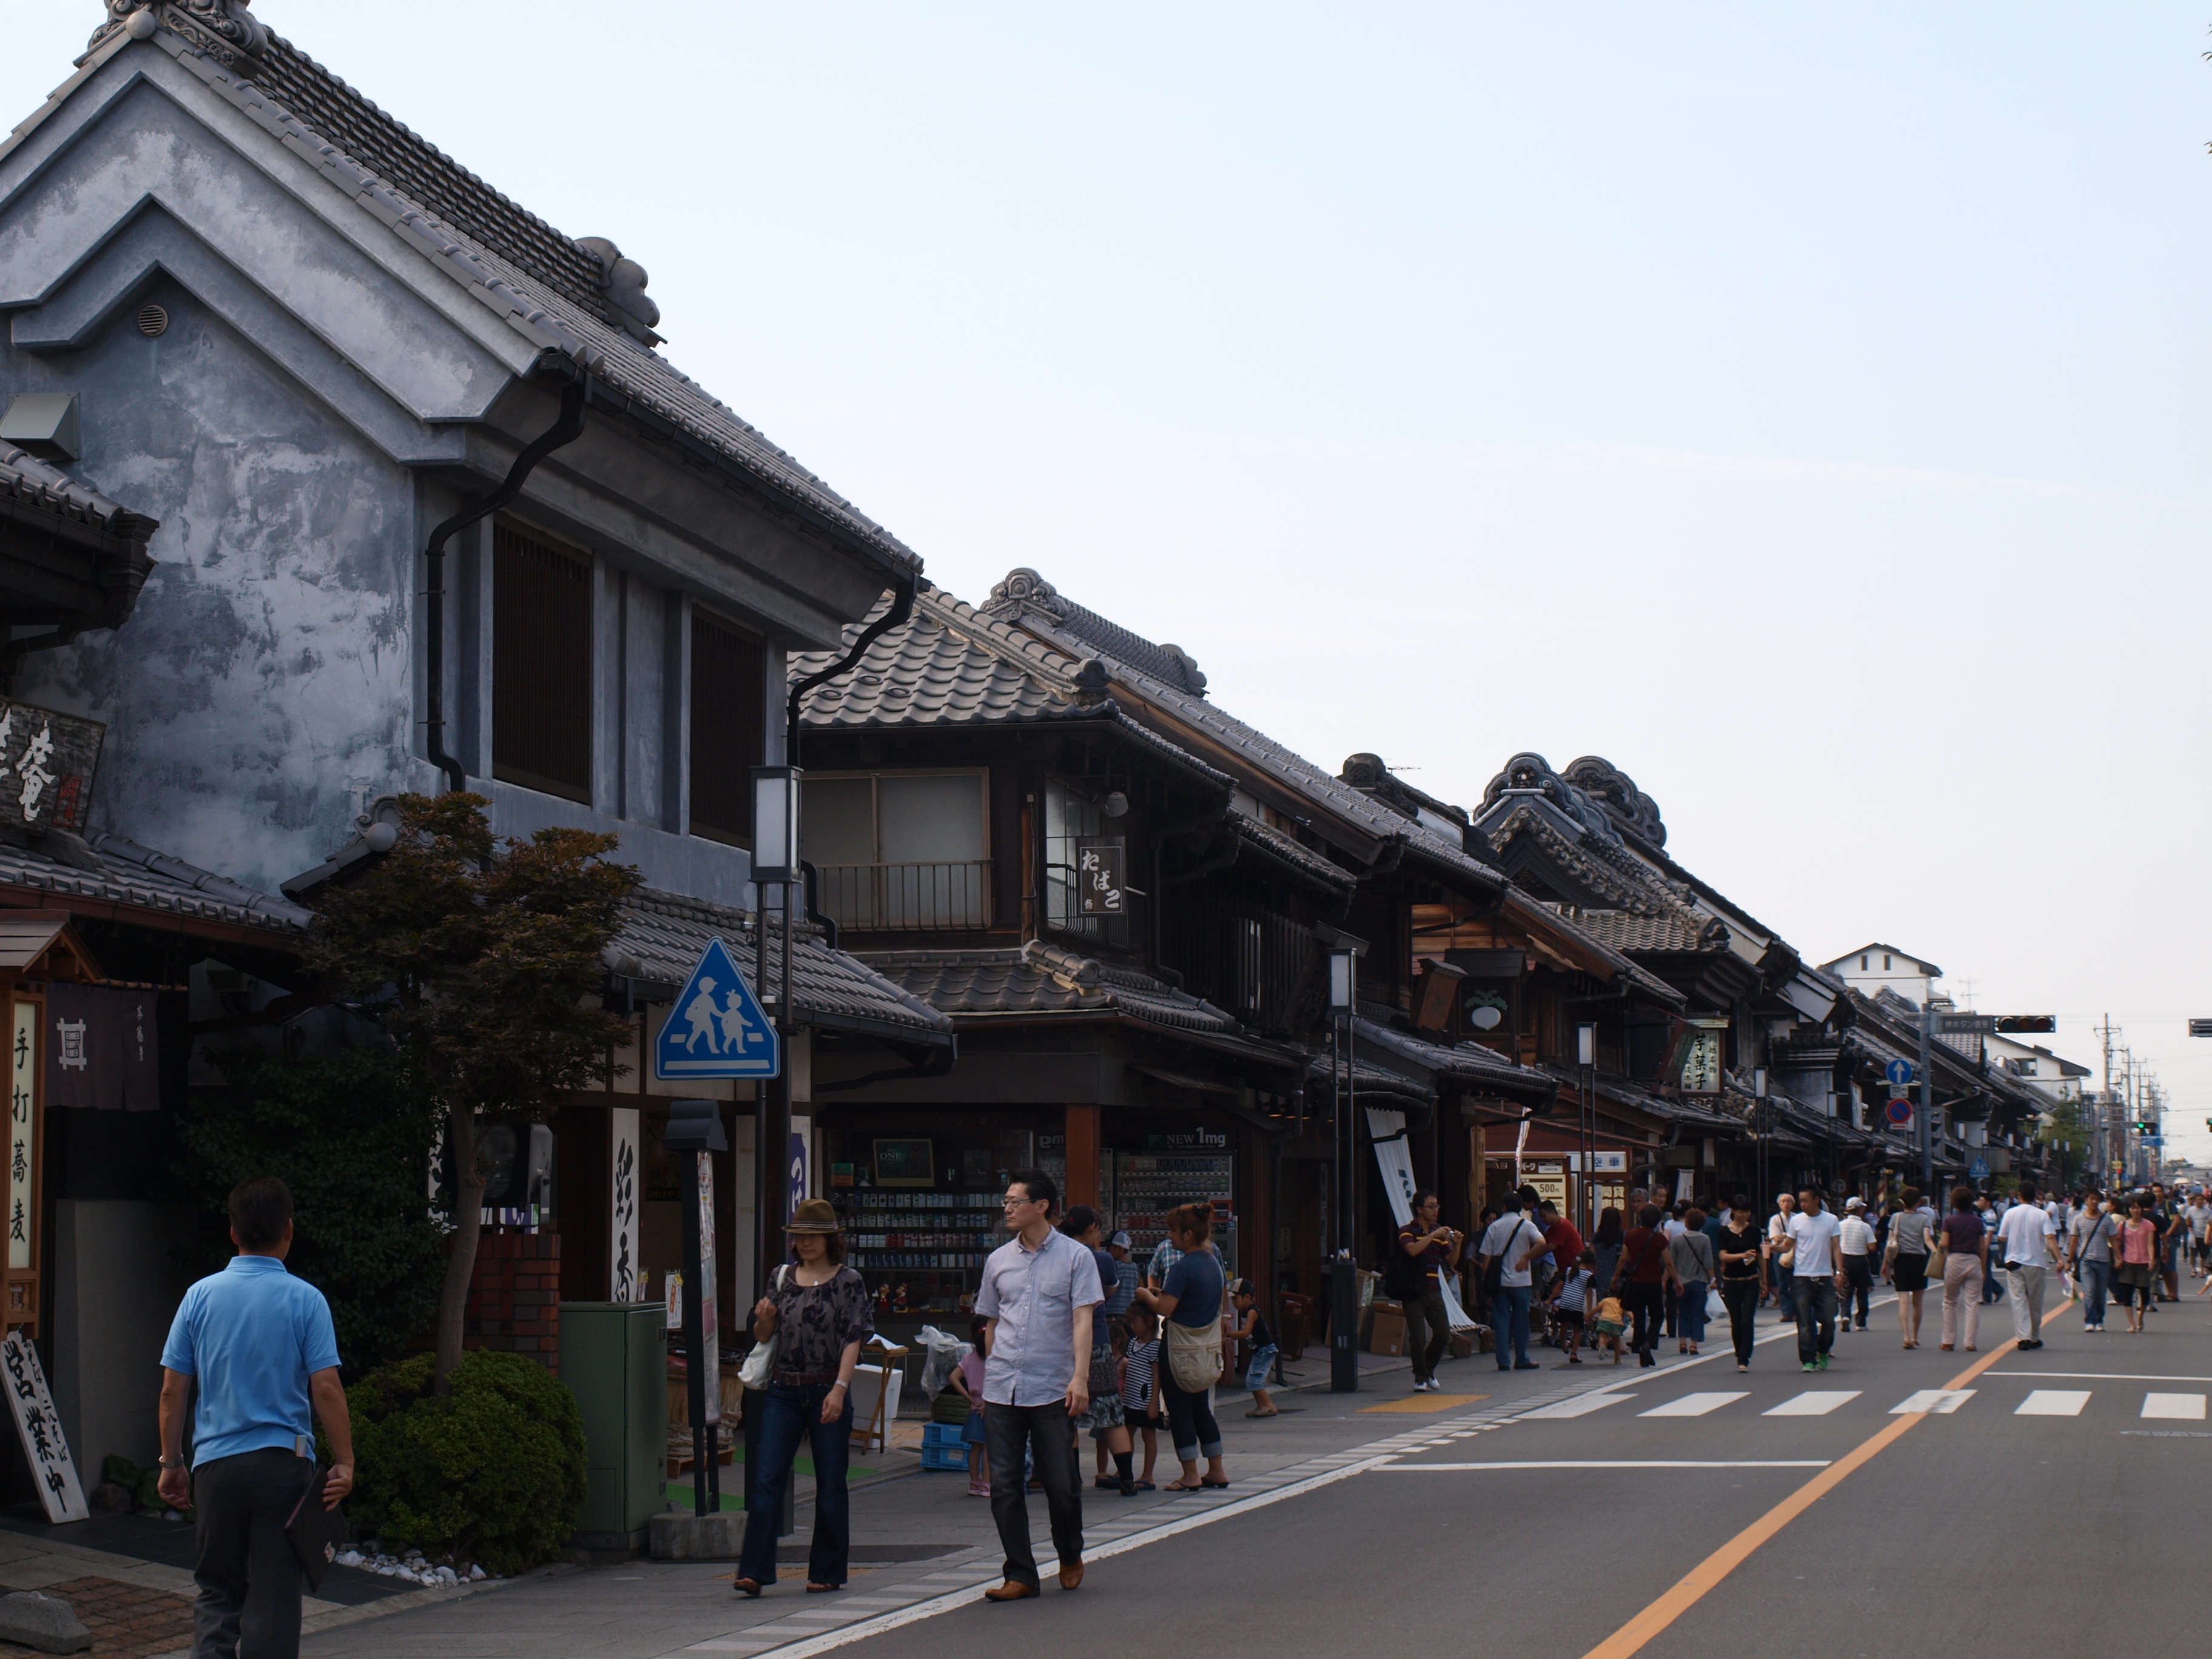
left=1074, top=837, right=1126, bottom=916
left=0, top=702, right=101, bottom=836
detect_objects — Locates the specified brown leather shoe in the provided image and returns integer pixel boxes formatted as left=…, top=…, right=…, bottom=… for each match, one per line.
left=984, top=1581, right=1039, bottom=1602
left=1059, top=1561, right=1085, bottom=1590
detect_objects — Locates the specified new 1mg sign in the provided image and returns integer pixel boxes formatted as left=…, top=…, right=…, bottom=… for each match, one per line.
left=652, top=937, right=780, bottom=1081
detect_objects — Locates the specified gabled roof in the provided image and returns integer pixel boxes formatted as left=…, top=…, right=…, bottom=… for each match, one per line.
left=36, top=13, right=917, bottom=577
left=1353, top=1017, right=1555, bottom=1102
left=1821, top=943, right=1942, bottom=977
left=795, top=581, right=1090, bottom=730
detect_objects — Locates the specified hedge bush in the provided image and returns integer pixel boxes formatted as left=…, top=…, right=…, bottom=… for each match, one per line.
left=341, top=1349, right=588, bottom=1575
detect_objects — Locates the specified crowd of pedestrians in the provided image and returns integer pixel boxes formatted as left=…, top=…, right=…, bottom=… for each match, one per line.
left=1463, top=1177, right=2207, bottom=1382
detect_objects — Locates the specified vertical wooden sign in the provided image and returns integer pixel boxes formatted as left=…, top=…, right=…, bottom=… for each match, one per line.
left=1, top=1330, right=84, bottom=1522
left=6, top=997, right=38, bottom=1333
left=609, top=1107, right=640, bottom=1302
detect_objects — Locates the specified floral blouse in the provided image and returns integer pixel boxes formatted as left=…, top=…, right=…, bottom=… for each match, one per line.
left=766, top=1264, right=873, bottom=1378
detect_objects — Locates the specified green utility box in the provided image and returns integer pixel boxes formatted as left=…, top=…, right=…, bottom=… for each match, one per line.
left=560, top=1301, right=668, bottom=1552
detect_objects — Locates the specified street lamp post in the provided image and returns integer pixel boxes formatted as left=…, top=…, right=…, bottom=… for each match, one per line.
left=1577, top=1024, right=1597, bottom=1238
left=1327, top=944, right=1358, bottom=1393
left=748, top=765, right=801, bottom=1536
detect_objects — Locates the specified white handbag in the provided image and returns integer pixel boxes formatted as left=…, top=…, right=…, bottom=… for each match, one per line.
left=738, top=1265, right=789, bottom=1390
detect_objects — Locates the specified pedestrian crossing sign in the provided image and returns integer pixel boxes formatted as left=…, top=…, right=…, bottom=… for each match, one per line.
left=653, top=937, right=779, bottom=1081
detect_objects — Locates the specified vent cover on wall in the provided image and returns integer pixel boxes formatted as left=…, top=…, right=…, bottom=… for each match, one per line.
left=136, top=304, right=167, bottom=337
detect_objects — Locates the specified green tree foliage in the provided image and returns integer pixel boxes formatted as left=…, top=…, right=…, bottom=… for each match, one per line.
left=304, top=794, right=637, bottom=1384
left=340, top=1349, right=588, bottom=1575
left=177, top=1044, right=445, bottom=1377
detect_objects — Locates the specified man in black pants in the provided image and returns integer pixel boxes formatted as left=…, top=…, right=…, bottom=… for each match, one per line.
left=1396, top=1190, right=1461, bottom=1392
left=974, top=1170, right=1100, bottom=1601
left=1838, top=1196, right=1876, bottom=1332
left=158, top=1178, right=354, bottom=1659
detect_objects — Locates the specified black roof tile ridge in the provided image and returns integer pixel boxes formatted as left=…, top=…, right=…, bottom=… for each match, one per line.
left=148, top=32, right=914, bottom=565
left=84, top=830, right=313, bottom=927
left=0, top=444, right=155, bottom=534
left=255, top=31, right=609, bottom=320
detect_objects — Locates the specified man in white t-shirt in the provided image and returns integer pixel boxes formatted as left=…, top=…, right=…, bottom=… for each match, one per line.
left=1996, top=1182, right=2059, bottom=1349
left=1476, top=1195, right=1548, bottom=1373
left=1782, top=1188, right=1848, bottom=1372
left=2186, top=1193, right=2210, bottom=1276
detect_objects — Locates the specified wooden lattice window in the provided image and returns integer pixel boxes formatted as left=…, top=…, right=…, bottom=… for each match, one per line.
left=492, top=523, right=592, bottom=802
left=689, top=609, right=765, bottom=844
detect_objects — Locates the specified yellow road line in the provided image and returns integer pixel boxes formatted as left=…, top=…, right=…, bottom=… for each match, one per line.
left=1578, top=1311, right=2067, bottom=1659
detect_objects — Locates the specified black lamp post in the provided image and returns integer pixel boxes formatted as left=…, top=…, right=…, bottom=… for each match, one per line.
left=747, top=765, right=800, bottom=1535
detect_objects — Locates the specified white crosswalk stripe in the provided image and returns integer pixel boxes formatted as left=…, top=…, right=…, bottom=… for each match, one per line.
left=2015, top=1389, right=2091, bottom=1416
left=1763, top=1390, right=1860, bottom=1416
left=2141, top=1392, right=2206, bottom=1419
left=1892, top=1389, right=1976, bottom=1414
left=1517, top=1393, right=1637, bottom=1420
left=1637, top=1392, right=1748, bottom=1418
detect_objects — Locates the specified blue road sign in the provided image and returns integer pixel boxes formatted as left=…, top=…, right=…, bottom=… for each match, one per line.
left=1885, top=1098, right=1913, bottom=1126
left=1884, top=1059, right=1915, bottom=1090
left=653, top=936, right=780, bottom=1081
left=1969, top=1158, right=1990, bottom=1182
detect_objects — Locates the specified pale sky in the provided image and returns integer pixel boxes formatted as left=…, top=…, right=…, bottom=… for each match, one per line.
left=8, top=4, right=2208, bottom=1159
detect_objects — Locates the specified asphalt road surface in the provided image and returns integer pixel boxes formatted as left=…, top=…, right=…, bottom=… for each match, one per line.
left=813, top=1286, right=2208, bottom=1659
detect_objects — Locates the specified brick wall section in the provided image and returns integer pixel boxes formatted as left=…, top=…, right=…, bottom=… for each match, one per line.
left=461, top=1232, right=561, bottom=1376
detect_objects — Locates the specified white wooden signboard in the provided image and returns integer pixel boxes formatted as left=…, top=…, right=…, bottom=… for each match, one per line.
left=1, top=1329, right=85, bottom=1521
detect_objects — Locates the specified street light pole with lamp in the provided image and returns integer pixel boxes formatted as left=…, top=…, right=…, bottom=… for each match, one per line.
left=1322, top=932, right=1364, bottom=1393
left=1577, top=1024, right=1597, bottom=1238
left=747, top=765, right=802, bottom=1537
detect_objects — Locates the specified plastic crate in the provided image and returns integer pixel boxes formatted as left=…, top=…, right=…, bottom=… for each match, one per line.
left=922, top=1422, right=965, bottom=1448
left=920, top=1420, right=969, bottom=1471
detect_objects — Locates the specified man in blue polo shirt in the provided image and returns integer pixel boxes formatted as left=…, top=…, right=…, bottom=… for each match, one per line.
left=157, top=1176, right=354, bottom=1659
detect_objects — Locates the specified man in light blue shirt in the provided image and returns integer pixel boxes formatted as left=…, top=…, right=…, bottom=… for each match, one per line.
left=974, top=1168, right=1098, bottom=1602
left=158, top=1176, right=354, bottom=1659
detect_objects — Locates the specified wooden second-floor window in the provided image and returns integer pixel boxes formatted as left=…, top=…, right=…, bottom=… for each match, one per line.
left=801, top=771, right=990, bottom=930
left=493, top=522, right=592, bottom=802
left=689, top=610, right=765, bottom=844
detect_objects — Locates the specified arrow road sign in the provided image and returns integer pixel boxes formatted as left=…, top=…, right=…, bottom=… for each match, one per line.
left=653, top=936, right=780, bottom=1081
left=1886, top=1098, right=1913, bottom=1126
left=1884, top=1059, right=1915, bottom=1091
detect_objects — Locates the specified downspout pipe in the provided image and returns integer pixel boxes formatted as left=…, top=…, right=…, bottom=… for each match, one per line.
left=786, top=576, right=917, bottom=768
left=423, top=378, right=591, bottom=795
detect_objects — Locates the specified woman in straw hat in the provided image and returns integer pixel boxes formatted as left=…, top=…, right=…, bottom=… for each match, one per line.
left=735, top=1198, right=873, bottom=1598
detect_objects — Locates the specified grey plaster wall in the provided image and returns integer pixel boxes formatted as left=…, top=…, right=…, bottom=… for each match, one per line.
left=10, top=273, right=423, bottom=895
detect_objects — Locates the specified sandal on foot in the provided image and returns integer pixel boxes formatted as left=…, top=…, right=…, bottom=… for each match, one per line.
left=1244, top=1407, right=1278, bottom=1418
left=1133, top=1480, right=1156, bottom=1491
left=1163, top=1479, right=1204, bottom=1492
left=1199, top=1478, right=1232, bottom=1489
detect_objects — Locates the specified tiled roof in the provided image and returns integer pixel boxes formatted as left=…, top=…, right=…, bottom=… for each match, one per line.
left=794, top=584, right=1088, bottom=729
left=1309, top=1052, right=1436, bottom=1107
left=859, top=941, right=1246, bottom=1039
left=0, top=830, right=311, bottom=936
left=1233, top=813, right=1355, bottom=897
left=0, top=444, right=158, bottom=548
left=1500, top=891, right=1686, bottom=1010
left=1547, top=907, right=1712, bottom=954
left=116, top=24, right=917, bottom=574
left=791, top=585, right=1234, bottom=791
left=606, top=889, right=953, bottom=1045
left=980, top=571, right=1506, bottom=894
left=1354, top=1018, right=1554, bottom=1101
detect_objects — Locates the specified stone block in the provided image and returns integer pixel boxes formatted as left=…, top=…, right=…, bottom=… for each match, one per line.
left=0, top=1591, right=91, bottom=1654
left=649, top=1512, right=743, bottom=1561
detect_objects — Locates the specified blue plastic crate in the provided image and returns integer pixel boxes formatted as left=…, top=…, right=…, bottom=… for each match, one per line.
left=920, top=1442, right=968, bottom=1472
left=922, top=1422, right=965, bottom=1449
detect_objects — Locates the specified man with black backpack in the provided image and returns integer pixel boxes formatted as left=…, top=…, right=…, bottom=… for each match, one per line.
left=1392, top=1190, right=1462, bottom=1392
left=1477, top=1193, right=1549, bottom=1373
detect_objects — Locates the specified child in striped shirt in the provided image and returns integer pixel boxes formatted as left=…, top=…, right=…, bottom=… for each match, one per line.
left=1120, top=1309, right=1161, bottom=1490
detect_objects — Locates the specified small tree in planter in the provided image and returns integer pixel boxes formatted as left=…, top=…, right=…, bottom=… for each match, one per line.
left=306, top=793, right=637, bottom=1387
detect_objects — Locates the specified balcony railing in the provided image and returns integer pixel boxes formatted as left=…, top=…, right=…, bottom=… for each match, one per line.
left=813, top=860, right=992, bottom=931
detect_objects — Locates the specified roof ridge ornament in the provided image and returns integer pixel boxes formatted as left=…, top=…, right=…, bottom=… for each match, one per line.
left=87, top=1, right=267, bottom=64
left=574, top=237, right=663, bottom=346
left=1561, top=755, right=1667, bottom=848
left=983, top=567, right=1068, bottom=620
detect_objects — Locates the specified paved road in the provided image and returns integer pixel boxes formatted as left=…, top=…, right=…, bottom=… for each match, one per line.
left=805, top=1285, right=2207, bottom=1659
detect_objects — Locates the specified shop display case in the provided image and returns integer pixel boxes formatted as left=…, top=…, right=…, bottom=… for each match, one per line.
left=1111, top=1151, right=1235, bottom=1278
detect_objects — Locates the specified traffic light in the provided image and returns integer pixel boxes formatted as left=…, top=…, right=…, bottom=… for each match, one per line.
left=2133, top=1121, right=2159, bottom=1134
left=1994, top=1015, right=2057, bottom=1034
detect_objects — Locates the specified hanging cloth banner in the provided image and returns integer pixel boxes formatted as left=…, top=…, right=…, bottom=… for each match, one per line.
left=1364, top=1107, right=1476, bottom=1331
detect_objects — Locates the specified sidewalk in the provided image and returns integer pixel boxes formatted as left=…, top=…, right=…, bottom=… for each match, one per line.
left=293, top=1342, right=1597, bottom=1659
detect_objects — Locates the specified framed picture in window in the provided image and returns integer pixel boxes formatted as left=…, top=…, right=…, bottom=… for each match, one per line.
left=873, top=1138, right=935, bottom=1189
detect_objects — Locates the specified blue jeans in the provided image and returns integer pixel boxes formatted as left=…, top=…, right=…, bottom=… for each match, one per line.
left=1493, top=1285, right=1532, bottom=1367
left=1771, top=1261, right=1797, bottom=1323
left=2081, top=1259, right=2111, bottom=1325
left=1677, top=1281, right=1708, bottom=1344
left=1794, top=1278, right=1838, bottom=1364
left=739, top=1382, right=853, bottom=1588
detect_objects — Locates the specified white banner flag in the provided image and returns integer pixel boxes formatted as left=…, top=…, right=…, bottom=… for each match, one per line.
left=1366, top=1108, right=1476, bottom=1330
